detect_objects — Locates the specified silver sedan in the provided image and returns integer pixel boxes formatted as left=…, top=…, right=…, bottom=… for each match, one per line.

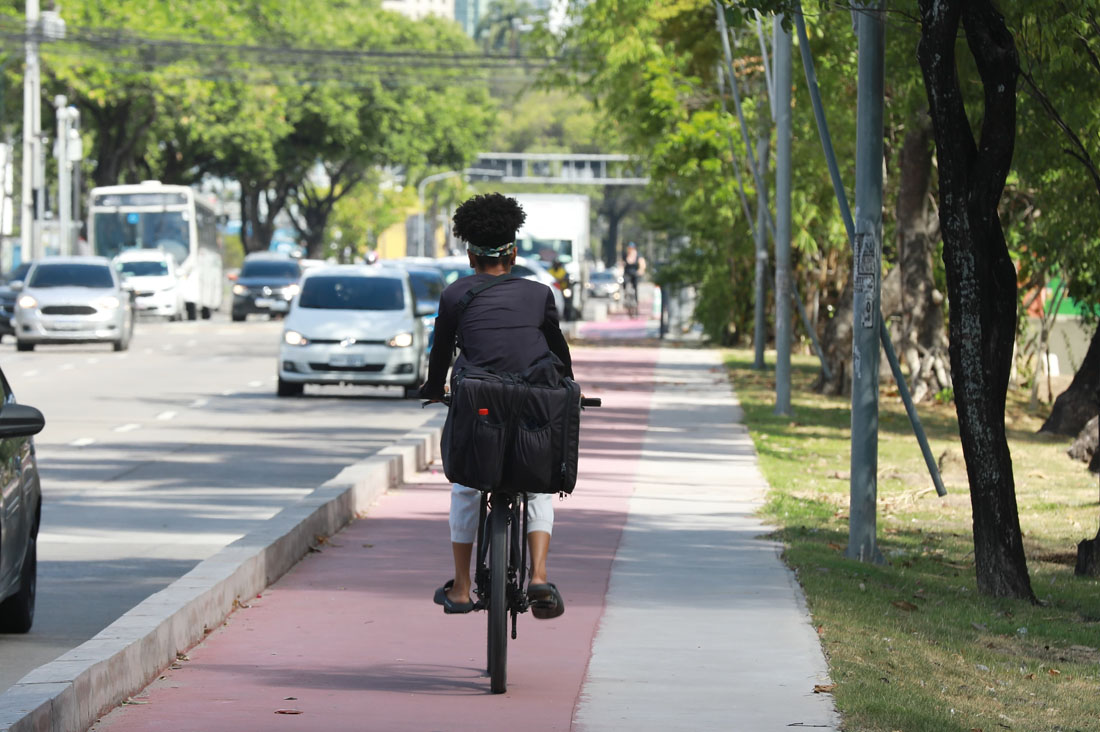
left=13, top=257, right=135, bottom=352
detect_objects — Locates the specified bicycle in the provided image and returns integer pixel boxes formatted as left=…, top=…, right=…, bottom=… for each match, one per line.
left=432, top=393, right=601, bottom=693
left=622, top=276, right=639, bottom=318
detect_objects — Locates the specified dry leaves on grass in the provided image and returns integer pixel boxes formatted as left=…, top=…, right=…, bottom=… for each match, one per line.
left=813, top=684, right=836, bottom=694
left=891, top=600, right=919, bottom=612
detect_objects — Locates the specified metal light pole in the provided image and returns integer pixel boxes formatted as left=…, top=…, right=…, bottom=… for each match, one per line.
left=21, top=0, right=40, bottom=262
left=55, top=95, right=70, bottom=255
left=846, top=2, right=886, bottom=564
left=753, top=135, right=770, bottom=370
left=417, top=168, right=503, bottom=257
left=773, top=14, right=793, bottom=416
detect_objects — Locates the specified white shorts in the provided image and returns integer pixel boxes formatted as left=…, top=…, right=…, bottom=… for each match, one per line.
left=449, top=483, right=554, bottom=543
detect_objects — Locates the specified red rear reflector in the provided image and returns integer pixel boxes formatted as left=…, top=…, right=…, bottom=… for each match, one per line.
left=478, top=408, right=489, bottom=415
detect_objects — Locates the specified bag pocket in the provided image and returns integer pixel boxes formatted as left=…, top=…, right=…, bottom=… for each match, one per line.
left=469, top=418, right=506, bottom=491
left=506, top=423, right=553, bottom=493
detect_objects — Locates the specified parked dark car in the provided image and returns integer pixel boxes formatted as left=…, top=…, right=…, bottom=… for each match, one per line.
left=0, top=263, right=33, bottom=341
left=231, top=255, right=302, bottom=321
left=0, top=368, right=46, bottom=633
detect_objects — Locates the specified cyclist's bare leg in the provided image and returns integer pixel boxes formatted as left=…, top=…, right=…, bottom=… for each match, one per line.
left=446, top=542, right=474, bottom=604
left=528, top=531, right=550, bottom=586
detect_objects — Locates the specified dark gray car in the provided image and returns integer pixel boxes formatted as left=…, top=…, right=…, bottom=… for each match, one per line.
left=0, top=368, right=46, bottom=633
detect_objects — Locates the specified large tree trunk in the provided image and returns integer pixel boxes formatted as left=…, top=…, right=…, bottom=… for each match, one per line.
left=918, top=0, right=1035, bottom=601
left=1040, top=327, right=1100, bottom=436
left=818, top=278, right=853, bottom=396
left=879, top=114, right=952, bottom=403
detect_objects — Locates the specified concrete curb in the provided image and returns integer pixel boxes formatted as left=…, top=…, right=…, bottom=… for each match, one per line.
left=0, top=414, right=445, bottom=732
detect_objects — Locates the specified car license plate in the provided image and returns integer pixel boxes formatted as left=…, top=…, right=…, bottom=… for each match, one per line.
left=51, top=322, right=85, bottom=331
left=329, top=353, right=366, bottom=368
left=255, top=297, right=274, bottom=308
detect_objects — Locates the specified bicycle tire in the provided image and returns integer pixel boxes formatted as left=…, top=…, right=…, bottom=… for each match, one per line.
left=487, top=504, right=509, bottom=694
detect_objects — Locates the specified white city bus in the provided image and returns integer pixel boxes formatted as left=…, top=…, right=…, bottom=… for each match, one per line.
left=87, top=182, right=223, bottom=320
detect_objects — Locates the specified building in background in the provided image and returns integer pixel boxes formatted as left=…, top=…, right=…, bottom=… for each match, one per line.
left=454, top=0, right=489, bottom=37
left=382, top=0, right=456, bottom=21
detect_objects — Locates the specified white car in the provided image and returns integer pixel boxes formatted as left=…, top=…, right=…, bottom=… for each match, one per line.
left=277, top=265, right=434, bottom=398
left=429, top=255, right=566, bottom=320
left=115, top=250, right=185, bottom=320
left=13, top=257, right=135, bottom=352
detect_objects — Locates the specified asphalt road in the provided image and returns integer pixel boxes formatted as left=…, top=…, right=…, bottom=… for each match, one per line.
left=0, top=314, right=434, bottom=691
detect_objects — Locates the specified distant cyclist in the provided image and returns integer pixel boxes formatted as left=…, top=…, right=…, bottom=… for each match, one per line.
left=622, top=242, right=645, bottom=310
left=420, top=193, right=573, bottom=620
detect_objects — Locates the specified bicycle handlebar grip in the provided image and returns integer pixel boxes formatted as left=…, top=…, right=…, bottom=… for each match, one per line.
left=581, top=397, right=602, bottom=408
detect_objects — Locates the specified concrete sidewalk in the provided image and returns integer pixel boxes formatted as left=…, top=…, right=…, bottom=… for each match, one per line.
left=93, top=346, right=837, bottom=731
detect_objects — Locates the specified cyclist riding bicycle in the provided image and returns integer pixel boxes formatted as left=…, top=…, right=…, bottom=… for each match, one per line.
left=420, top=193, right=573, bottom=620
left=622, top=242, right=645, bottom=302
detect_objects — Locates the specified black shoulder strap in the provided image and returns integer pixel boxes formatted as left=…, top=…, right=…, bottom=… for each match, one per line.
left=455, top=274, right=517, bottom=317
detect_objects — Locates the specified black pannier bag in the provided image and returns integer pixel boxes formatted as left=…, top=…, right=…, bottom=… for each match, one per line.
left=441, top=362, right=582, bottom=494
left=439, top=274, right=582, bottom=494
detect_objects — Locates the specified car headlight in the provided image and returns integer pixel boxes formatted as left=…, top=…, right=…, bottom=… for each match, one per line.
left=284, top=330, right=309, bottom=346
left=388, top=332, right=414, bottom=348
left=17, top=295, right=37, bottom=310
left=97, top=296, right=122, bottom=310
left=233, top=284, right=248, bottom=296
left=283, top=284, right=300, bottom=297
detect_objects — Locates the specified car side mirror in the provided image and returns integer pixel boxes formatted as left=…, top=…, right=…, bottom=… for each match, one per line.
left=415, top=302, right=438, bottom=317
left=0, top=403, right=45, bottom=439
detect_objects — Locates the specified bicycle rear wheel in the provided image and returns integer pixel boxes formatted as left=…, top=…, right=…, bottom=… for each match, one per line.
left=487, top=503, right=509, bottom=694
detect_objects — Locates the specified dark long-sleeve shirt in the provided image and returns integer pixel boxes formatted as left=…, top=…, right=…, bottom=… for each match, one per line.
left=420, top=274, right=573, bottom=400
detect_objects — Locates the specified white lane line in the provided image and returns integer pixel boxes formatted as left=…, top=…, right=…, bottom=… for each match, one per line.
left=143, top=348, right=154, bottom=354
left=59, top=363, right=75, bottom=371
left=156, top=411, right=177, bottom=421
left=113, top=423, right=142, bottom=433
left=69, top=437, right=96, bottom=447
left=247, top=380, right=263, bottom=388
left=162, top=344, right=174, bottom=351
left=189, top=398, right=209, bottom=409
left=221, top=390, right=233, bottom=396
left=22, top=369, right=39, bottom=377
left=185, top=339, right=198, bottom=347
left=86, top=357, right=100, bottom=365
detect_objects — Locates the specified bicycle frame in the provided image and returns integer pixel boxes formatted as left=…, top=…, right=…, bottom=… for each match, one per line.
left=473, top=491, right=529, bottom=631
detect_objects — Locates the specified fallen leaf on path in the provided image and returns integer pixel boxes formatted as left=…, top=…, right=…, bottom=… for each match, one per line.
left=891, top=600, right=919, bottom=611
left=1048, top=668, right=1061, bottom=676
left=812, top=684, right=836, bottom=694
left=275, top=709, right=303, bottom=715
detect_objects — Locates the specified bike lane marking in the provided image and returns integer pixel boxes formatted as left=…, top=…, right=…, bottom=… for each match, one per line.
left=92, top=346, right=659, bottom=732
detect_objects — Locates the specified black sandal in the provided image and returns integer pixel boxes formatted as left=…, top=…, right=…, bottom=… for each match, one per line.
left=527, top=582, right=565, bottom=620
left=434, top=580, right=474, bottom=614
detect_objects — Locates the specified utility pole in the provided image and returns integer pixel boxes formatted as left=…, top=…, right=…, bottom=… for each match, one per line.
left=773, top=15, right=793, bottom=416
left=54, top=97, right=81, bottom=256
left=21, top=0, right=40, bottom=262
left=753, top=135, right=769, bottom=370
left=846, top=2, right=886, bottom=564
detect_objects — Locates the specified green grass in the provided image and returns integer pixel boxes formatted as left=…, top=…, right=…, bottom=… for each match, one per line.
left=725, top=349, right=1100, bottom=732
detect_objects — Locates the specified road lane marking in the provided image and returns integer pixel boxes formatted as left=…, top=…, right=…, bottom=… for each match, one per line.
left=189, top=398, right=208, bottom=408
left=221, top=390, right=233, bottom=396
left=156, top=411, right=178, bottom=421
left=114, top=423, right=142, bottom=433
left=22, top=369, right=39, bottom=377
left=162, top=344, right=174, bottom=351
left=69, top=438, right=96, bottom=447
left=247, top=380, right=263, bottom=388
left=185, top=339, right=198, bottom=347
left=143, top=348, right=154, bottom=354
left=86, top=357, right=100, bottom=364
left=60, top=363, right=75, bottom=371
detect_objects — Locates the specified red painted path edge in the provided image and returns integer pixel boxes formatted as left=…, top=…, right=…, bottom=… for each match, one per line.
left=94, top=347, right=659, bottom=732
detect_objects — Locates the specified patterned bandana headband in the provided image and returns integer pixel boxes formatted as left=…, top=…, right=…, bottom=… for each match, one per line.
left=466, top=241, right=516, bottom=257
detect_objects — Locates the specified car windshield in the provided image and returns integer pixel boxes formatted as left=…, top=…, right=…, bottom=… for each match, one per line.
left=29, top=263, right=115, bottom=288
left=119, top=260, right=170, bottom=277
left=298, top=276, right=405, bottom=311
left=241, top=260, right=301, bottom=279
left=517, top=237, right=573, bottom=265
left=5, top=263, right=32, bottom=283
left=408, top=271, right=444, bottom=304
left=93, top=210, right=191, bottom=265
left=438, top=264, right=474, bottom=286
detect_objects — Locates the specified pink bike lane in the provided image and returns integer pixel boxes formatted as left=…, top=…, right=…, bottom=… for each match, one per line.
left=94, top=347, right=659, bottom=732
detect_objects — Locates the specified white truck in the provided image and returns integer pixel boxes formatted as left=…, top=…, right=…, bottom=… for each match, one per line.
left=510, top=193, right=591, bottom=316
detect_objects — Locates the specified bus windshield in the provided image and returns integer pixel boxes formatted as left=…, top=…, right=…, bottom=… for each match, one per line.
left=93, top=210, right=191, bottom=265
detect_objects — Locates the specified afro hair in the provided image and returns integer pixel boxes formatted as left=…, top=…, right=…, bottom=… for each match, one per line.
left=451, top=193, right=526, bottom=249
